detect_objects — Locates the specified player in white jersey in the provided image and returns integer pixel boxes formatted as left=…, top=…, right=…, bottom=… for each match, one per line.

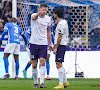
left=53, top=8, right=70, bottom=89
left=30, top=3, right=52, bottom=88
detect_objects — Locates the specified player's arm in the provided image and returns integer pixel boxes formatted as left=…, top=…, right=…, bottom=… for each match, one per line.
left=21, top=33, right=29, bottom=45
left=47, top=27, right=52, bottom=51
left=26, top=26, right=31, bottom=37
left=53, top=24, right=64, bottom=54
left=32, top=8, right=41, bottom=20
left=19, top=27, right=29, bottom=45
left=0, top=30, right=7, bottom=41
left=0, top=24, right=8, bottom=46
left=53, top=34, right=62, bottom=54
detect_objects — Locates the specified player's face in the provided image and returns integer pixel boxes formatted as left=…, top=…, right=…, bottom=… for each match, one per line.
left=53, top=13, right=57, bottom=19
left=40, top=7, right=48, bottom=16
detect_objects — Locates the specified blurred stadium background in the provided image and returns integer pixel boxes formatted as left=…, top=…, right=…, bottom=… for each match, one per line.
left=0, top=0, right=100, bottom=78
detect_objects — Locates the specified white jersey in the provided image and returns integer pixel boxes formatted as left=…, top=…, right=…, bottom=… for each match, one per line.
left=30, top=13, right=51, bottom=45
left=54, top=20, right=69, bottom=45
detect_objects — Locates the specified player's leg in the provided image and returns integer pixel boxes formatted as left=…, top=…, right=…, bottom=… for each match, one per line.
left=2, top=43, right=16, bottom=79
left=13, top=44, right=20, bottom=80
left=31, top=59, right=39, bottom=88
left=23, top=46, right=32, bottom=78
left=46, top=53, right=51, bottom=80
left=30, top=44, right=39, bottom=88
left=14, top=54, right=19, bottom=80
left=2, top=53, right=10, bottom=79
left=63, top=67, right=70, bottom=88
left=39, top=45, right=47, bottom=88
left=23, top=60, right=31, bottom=78
left=54, top=45, right=69, bottom=89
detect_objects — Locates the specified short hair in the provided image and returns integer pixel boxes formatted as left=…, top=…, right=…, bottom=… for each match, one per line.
left=10, top=17, right=17, bottom=23
left=40, top=3, right=48, bottom=8
left=54, top=7, right=63, bottom=18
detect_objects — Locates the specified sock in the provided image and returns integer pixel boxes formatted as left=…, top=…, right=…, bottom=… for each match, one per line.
left=3, top=58, right=9, bottom=74
left=46, top=62, right=50, bottom=76
left=58, top=66, right=64, bottom=85
left=40, top=66, right=45, bottom=84
left=32, top=68, right=38, bottom=84
left=63, top=67, right=67, bottom=83
left=15, top=60, right=19, bottom=76
left=25, top=62, right=31, bottom=71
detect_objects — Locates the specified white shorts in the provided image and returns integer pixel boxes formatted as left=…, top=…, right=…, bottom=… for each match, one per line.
left=47, top=49, right=51, bottom=54
left=4, top=43, right=20, bottom=55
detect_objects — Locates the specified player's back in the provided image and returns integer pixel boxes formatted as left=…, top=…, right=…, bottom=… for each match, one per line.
left=55, top=20, right=69, bottom=45
left=4, top=22, right=22, bottom=44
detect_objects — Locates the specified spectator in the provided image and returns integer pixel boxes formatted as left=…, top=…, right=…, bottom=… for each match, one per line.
left=0, top=3, right=3, bottom=18
left=0, top=22, right=4, bottom=33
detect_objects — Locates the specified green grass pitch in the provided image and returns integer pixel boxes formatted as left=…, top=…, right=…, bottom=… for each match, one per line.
left=0, top=78, right=100, bottom=90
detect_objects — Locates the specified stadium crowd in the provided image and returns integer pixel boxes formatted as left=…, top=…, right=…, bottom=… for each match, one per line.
left=0, top=0, right=12, bottom=33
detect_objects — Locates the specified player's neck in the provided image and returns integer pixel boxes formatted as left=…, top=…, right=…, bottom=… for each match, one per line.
left=57, top=18, right=63, bottom=23
left=39, top=14, right=45, bottom=18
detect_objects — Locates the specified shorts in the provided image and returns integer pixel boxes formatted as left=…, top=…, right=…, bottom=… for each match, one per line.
left=4, top=43, right=20, bottom=55
left=55, top=45, right=66, bottom=62
left=30, top=43, right=47, bottom=60
left=47, top=49, right=51, bottom=54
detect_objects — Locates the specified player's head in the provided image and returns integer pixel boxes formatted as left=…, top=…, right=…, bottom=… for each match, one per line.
left=39, top=3, right=48, bottom=16
left=10, top=17, right=17, bottom=23
left=53, top=7, right=63, bottom=19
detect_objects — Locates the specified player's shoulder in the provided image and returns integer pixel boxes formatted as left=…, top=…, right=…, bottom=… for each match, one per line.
left=45, top=15, right=51, bottom=19
left=5, top=22, right=12, bottom=25
left=31, top=13, right=37, bottom=16
left=58, top=20, right=67, bottom=26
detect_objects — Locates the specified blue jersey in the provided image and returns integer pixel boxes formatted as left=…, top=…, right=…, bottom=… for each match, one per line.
left=4, top=22, right=22, bottom=44
left=27, top=25, right=31, bottom=35
left=25, top=25, right=31, bottom=41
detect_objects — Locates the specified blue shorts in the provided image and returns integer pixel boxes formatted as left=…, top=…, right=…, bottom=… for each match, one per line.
left=55, top=45, right=67, bottom=62
left=30, top=43, right=47, bottom=60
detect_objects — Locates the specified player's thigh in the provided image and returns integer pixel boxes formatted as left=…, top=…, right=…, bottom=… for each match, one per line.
left=30, top=44, right=39, bottom=60
left=56, top=45, right=66, bottom=62
left=13, top=44, right=20, bottom=55
left=4, top=43, right=16, bottom=54
left=39, top=45, right=47, bottom=60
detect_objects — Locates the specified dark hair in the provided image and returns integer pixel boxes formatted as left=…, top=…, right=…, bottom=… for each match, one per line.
left=40, top=3, right=48, bottom=8
left=10, top=17, right=17, bottom=23
left=54, top=7, right=63, bottom=18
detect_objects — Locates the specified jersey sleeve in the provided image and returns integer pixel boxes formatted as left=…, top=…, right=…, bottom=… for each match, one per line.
left=27, top=26, right=31, bottom=35
left=18, top=26, right=23, bottom=35
left=4, top=23, right=9, bottom=32
left=31, top=13, right=37, bottom=19
left=57, top=24, right=65, bottom=34
left=47, top=17, right=51, bottom=29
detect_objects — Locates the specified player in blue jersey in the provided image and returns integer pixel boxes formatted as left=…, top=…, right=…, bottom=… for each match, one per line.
left=23, top=25, right=54, bottom=80
left=0, top=17, right=29, bottom=80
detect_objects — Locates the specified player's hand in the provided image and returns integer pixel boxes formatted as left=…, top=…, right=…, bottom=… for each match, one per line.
left=0, top=40, right=2, bottom=47
left=37, top=8, right=41, bottom=16
left=53, top=48, right=57, bottom=54
left=27, top=43, right=30, bottom=49
left=48, top=44, right=52, bottom=51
